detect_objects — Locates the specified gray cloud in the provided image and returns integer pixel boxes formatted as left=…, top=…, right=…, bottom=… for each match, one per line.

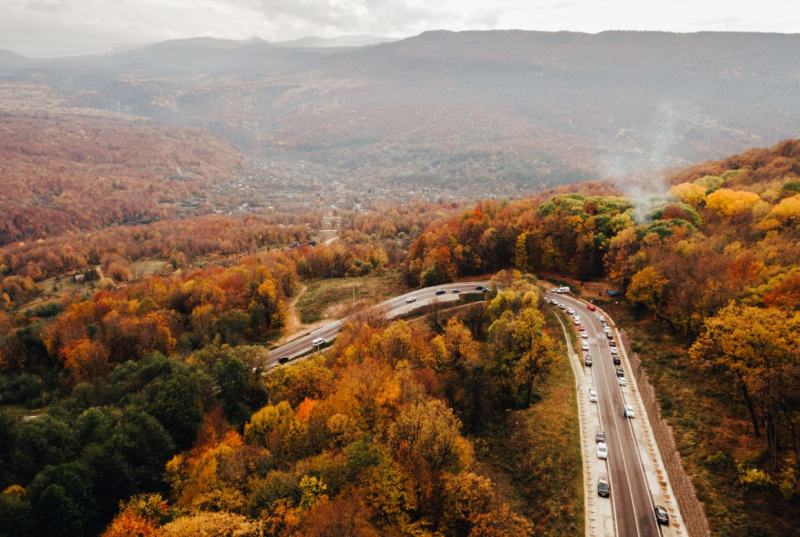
left=24, top=0, right=71, bottom=13
left=690, top=16, right=742, bottom=26
left=246, top=0, right=457, bottom=35
left=465, top=9, right=502, bottom=28
left=0, top=0, right=797, bottom=57
left=541, top=2, right=581, bottom=10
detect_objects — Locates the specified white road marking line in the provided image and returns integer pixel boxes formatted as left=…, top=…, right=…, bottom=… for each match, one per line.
left=595, top=316, right=642, bottom=537
left=566, top=293, right=664, bottom=536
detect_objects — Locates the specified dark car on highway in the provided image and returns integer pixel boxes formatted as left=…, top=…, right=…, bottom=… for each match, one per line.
left=613, top=356, right=621, bottom=365
left=654, top=506, right=669, bottom=525
left=436, top=289, right=446, bottom=295
left=598, top=477, right=610, bottom=497
left=616, top=367, right=624, bottom=377
left=452, top=289, right=460, bottom=293
left=584, top=355, right=593, bottom=367
left=596, top=431, right=605, bottom=443
left=278, top=356, right=290, bottom=364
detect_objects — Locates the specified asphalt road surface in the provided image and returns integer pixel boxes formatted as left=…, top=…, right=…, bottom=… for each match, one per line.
left=268, top=281, right=492, bottom=365
left=546, top=291, right=661, bottom=537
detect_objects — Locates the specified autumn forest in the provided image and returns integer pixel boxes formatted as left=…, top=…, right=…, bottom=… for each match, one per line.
left=1, top=30, right=800, bottom=537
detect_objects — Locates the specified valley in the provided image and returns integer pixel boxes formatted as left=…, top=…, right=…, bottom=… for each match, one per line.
left=0, top=25, right=799, bottom=537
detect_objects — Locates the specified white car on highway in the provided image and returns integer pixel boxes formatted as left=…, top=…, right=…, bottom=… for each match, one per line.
left=567, top=307, right=575, bottom=314
left=581, top=332, right=589, bottom=339
left=573, top=317, right=582, bottom=325
left=623, top=405, right=635, bottom=418
left=589, top=388, right=598, bottom=402
left=406, top=296, right=417, bottom=303
left=582, top=341, right=589, bottom=350
left=597, top=442, right=608, bottom=459
left=311, top=337, right=326, bottom=347
left=618, top=376, right=627, bottom=386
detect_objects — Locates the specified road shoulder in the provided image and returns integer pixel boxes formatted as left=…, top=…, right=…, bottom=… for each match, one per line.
left=550, top=310, right=616, bottom=537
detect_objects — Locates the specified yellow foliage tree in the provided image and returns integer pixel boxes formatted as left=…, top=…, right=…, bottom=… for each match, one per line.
left=705, top=188, right=761, bottom=217
left=627, top=266, right=669, bottom=314
left=689, top=304, right=800, bottom=459
left=388, top=399, right=473, bottom=474
left=442, top=317, right=480, bottom=369
left=244, top=401, right=295, bottom=456
left=165, top=431, right=251, bottom=513
left=103, top=494, right=169, bottom=537
left=769, top=194, right=800, bottom=226
left=156, top=512, right=263, bottom=537
left=670, top=182, right=707, bottom=206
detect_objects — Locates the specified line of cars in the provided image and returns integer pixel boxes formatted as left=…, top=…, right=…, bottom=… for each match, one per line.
left=284, top=284, right=493, bottom=366
left=275, top=335, right=327, bottom=365
left=411, top=284, right=491, bottom=302
left=548, top=293, right=671, bottom=528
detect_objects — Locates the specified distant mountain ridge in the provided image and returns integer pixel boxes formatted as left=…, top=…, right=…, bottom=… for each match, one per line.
left=0, top=49, right=25, bottom=64
left=1, top=30, right=798, bottom=194
left=0, top=34, right=398, bottom=66
left=273, top=34, right=399, bottom=48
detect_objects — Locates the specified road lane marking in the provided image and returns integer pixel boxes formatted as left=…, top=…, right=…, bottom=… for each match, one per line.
left=597, top=325, right=642, bottom=537
left=550, top=306, right=618, bottom=537
left=557, top=293, right=641, bottom=537
left=565, top=293, right=666, bottom=536
left=591, top=362, right=620, bottom=537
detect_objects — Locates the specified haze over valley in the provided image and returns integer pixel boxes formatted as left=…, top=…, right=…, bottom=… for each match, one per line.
left=2, top=30, right=799, bottom=221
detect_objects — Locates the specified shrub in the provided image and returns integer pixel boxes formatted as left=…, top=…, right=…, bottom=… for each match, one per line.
left=736, top=463, right=775, bottom=490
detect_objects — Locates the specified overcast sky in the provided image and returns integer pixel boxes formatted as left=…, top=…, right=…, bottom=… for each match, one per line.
left=3, top=0, right=797, bottom=57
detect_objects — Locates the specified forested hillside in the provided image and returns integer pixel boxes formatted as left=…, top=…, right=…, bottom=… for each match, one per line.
left=0, top=138, right=798, bottom=535
left=0, top=113, right=243, bottom=244
left=404, top=138, right=800, bottom=533
left=0, top=269, right=570, bottom=536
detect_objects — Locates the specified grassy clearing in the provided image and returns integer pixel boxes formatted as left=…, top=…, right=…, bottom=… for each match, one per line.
left=295, top=270, right=406, bottom=324
left=18, top=275, right=94, bottom=313
left=19, top=260, right=171, bottom=313
left=129, top=259, right=170, bottom=278
left=602, top=301, right=799, bottom=537
left=476, top=307, right=584, bottom=536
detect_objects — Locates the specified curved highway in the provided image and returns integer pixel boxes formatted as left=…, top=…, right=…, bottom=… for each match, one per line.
left=545, top=290, right=662, bottom=537
left=268, top=281, right=491, bottom=366
left=269, top=279, right=675, bottom=535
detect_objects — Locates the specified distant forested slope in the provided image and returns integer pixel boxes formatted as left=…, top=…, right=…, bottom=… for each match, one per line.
left=0, top=113, right=243, bottom=244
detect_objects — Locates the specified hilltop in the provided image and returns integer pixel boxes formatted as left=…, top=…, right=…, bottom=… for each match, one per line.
left=0, top=30, right=797, bottom=197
